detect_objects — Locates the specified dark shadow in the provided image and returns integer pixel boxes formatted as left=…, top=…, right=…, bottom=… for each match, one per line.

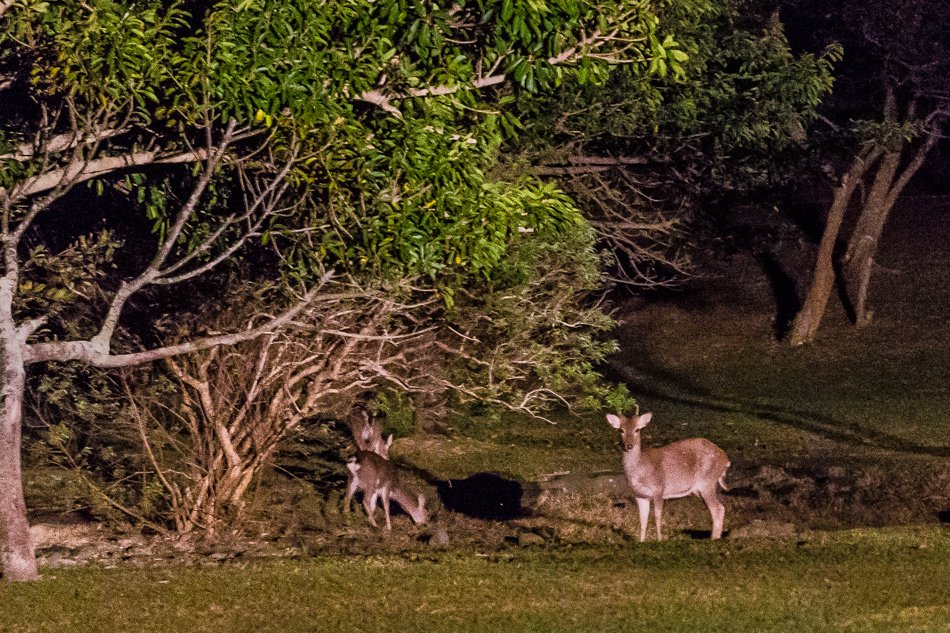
left=832, top=243, right=858, bottom=324
left=683, top=529, right=729, bottom=540
left=756, top=250, right=801, bottom=340
left=722, top=486, right=759, bottom=499
left=436, top=473, right=525, bottom=521
left=937, top=509, right=950, bottom=524
left=780, top=197, right=826, bottom=245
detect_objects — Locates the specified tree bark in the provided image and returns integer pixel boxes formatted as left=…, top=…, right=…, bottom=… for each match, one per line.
left=843, top=151, right=900, bottom=324
left=843, top=129, right=940, bottom=325
left=0, top=280, right=37, bottom=581
left=788, top=149, right=882, bottom=346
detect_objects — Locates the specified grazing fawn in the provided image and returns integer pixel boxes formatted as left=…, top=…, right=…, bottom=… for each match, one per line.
left=344, top=447, right=429, bottom=529
left=345, top=407, right=428, bottom=529
left=606, top=411, right=730, bottom=541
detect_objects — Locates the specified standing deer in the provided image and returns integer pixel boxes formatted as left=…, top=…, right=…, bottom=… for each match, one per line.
left=606, top=411, right=730, bottom=541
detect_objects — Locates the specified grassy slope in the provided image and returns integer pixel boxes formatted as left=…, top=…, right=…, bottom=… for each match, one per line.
left=2, top=528, right=948, bottom=633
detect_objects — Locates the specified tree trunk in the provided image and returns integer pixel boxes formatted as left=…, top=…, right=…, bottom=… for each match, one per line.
left=843, top=128, right=939, bottom=325
left=0, top=290, right=37, bottom=581
left=788, top=150, right=882, bottom=346
left=843, top=151, right=900, bottom=325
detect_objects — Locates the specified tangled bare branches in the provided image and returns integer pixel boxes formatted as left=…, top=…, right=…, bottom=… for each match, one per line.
left=557, top=168, right=690, bottom=287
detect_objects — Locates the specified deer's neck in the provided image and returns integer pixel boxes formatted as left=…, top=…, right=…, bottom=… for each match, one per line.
left=621, top=443, right=643, bottom=470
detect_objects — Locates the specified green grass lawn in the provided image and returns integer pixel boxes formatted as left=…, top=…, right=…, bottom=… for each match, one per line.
left=2, top=527, right=947, bottom=633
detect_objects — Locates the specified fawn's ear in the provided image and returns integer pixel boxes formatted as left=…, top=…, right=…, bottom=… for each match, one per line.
left=634, top=412, right=653, bottom=430
left=346, top=461, right=360, bottom=475
left=385, top=434, right=394, bottom=448
left=606, top=413, right=623, bottom=429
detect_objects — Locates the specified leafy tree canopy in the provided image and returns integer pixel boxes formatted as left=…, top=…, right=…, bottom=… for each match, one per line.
left=2, top=0, right=683, bottom=290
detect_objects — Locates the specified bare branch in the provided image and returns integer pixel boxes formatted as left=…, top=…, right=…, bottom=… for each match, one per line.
left=6, top=148, right=204, bottom=201
left=23, top=271, right=334, bottom=366
left=0, top=127, right=131, bottom=162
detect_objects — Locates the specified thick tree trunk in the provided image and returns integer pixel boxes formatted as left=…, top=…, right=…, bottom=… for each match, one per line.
left=0, top=285, right=37, bottom=581
left=788, top=149, right=882, bottom=346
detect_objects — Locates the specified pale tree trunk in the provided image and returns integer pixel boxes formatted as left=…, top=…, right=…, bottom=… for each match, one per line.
left=788, top=149, right=883, bottom=346
left=843, top=130, right=940, bottom=325
left=0, top=280, right=37, bottom=581
left=843, top=150, right=900, bottom=325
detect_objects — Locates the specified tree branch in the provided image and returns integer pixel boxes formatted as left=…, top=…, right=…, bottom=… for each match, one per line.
left=23, top=271, right=334, bottom=366
left=0, top=127, right=131, bottom=162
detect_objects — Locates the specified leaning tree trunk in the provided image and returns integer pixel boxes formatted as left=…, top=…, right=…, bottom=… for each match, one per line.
left=788, top=149, right=883, bottom=346
left=842, top=150, right=900, bottom=325
left=843, top=131, right=940, bottom=325
left=0, top=280, right=38, bottom=581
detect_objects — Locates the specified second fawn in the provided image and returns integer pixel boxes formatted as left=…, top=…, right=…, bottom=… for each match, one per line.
left=349, top=406, right=390, bottom=457
left=344, top=442, right=429, bottom=530
left=606, top=411, right=730, bottom=541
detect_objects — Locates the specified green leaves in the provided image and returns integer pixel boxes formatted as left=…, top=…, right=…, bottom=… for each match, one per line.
left=41, top=0, right=188, bottom=121
left=16, top=231, right=122, bottom=327
left=5, top=0, right=677, bottom=418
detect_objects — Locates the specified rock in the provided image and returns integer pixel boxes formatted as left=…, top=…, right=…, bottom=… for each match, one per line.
left=517, top=531, right=546, bottom=547
left=826, top=466, right=847, bottom=479
left=30, top=521, right=102, bottom=550
left=427, top=524, right=450, bottom=548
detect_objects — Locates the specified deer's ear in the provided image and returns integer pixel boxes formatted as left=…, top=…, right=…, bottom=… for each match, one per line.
left=606, top=413, right=623, bottom=429
left=635, top=412, right=653, bottom=430
left=385, top=434, right=394, bottom=448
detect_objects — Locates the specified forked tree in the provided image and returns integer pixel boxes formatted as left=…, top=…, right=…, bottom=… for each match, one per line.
left=787, top=0, right=950, bottom=344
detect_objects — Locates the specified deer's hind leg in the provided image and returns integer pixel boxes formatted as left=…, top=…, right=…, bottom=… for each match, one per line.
left=698, top=486, right=725, bottom=540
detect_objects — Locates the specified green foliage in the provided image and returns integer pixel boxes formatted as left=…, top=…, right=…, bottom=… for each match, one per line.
left=852, top=119, right=925, bottom=153
left=443, top=206, right=625, bottom=415
left=4, top=0, right=678, bottom=287
left=25, top=363, right=160, bottom=524
left=34, top=0, right=186, bottom=115
left=16, top=231, right=120, bottom=335
left=516, top=0, right=839, bottom=190
left=370, top=389, right=417, bottom=437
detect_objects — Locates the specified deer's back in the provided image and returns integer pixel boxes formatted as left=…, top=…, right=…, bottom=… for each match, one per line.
left=625, top=438, right=729, bottom=498
left=356, top=450, right=395, bottom=487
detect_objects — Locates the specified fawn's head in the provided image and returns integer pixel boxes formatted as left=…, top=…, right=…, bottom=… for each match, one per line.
left=351, top=406, right=389, bottom=454
left=606, top=412, right=653, bottom=451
